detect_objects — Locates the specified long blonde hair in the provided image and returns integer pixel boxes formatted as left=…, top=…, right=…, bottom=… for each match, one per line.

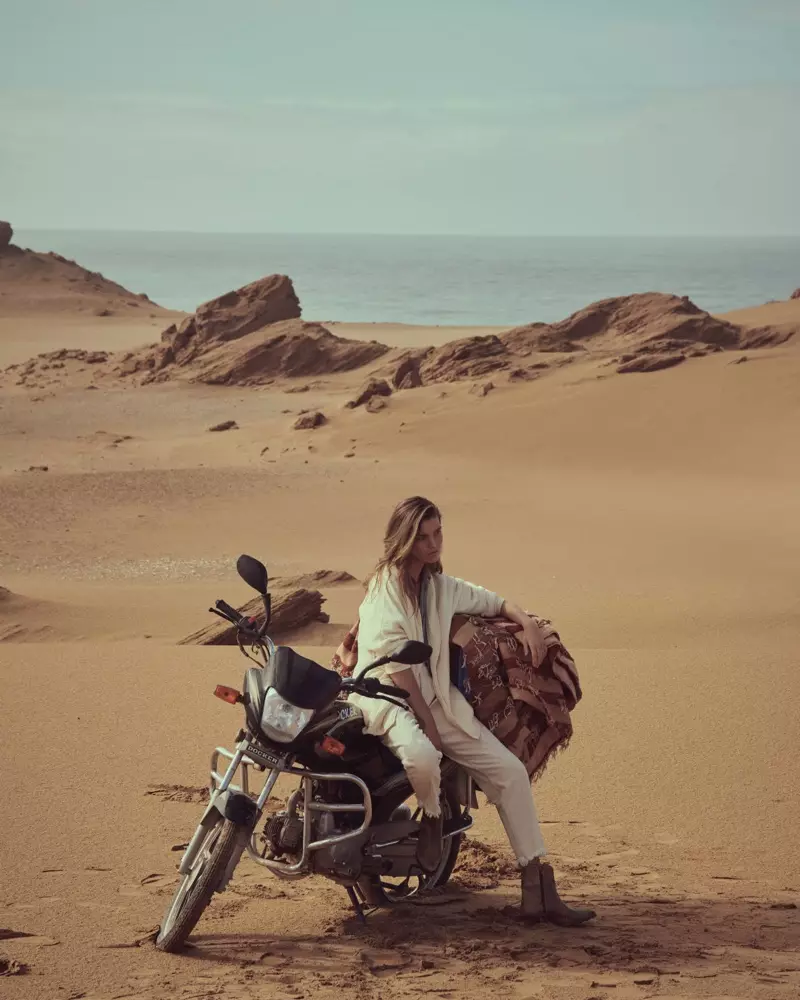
left=366, top=496, right=443, bottom=611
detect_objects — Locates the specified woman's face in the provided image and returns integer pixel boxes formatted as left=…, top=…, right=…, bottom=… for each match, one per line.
left=411, top=516, right=443, bottom=565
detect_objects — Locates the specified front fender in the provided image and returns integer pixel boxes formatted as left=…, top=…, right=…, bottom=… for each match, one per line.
left=202, top=789, right=259, bottom=828
left=178, top=790, right=259, bottom=876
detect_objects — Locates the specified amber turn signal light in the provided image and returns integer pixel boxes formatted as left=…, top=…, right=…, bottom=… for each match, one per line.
left=214, top=685, right=243, bottom=705
left=320, top=736, right=346, bottom=756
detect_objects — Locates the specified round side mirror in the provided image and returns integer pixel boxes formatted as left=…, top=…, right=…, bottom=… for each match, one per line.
left=236, top=554, right=269, bottom=595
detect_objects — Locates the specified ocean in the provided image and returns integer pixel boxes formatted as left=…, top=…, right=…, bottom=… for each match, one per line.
left=15, top=230, right=800, bottom=326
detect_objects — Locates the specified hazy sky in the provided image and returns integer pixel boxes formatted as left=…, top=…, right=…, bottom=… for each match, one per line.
left=1, top=0, right=799, bottom=235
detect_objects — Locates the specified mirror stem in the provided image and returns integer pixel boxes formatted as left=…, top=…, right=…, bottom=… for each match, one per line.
left=259, top=593, right=271, bottom=636
left=354, top=656, right=390, bottom=682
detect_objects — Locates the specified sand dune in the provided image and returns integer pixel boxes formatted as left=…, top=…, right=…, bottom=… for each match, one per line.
left=0, top=233, right=170, bottom=317
left=1, top=257, right=799, bottom=999
left=0, top=231, right=182, bottom=366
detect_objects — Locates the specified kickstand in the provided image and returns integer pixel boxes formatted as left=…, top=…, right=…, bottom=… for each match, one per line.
left=346, top=885, right=367, bottom=924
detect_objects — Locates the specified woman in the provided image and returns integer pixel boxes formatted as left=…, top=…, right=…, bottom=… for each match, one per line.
left=350, top=495, right=595, bottom=925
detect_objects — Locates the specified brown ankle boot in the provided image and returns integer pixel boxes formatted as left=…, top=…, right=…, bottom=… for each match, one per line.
left=520, top=861, right=545, bottom=921
left=538, top=861, right=596, bottom=926
left=416, top=812, right=444, bottom=874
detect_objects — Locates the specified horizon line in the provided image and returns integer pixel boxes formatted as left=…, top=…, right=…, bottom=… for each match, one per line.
left=10, top=227, right=800, bottom=241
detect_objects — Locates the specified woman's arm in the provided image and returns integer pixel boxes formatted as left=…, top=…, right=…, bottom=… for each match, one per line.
left=386, top=669, right=443, bottom=752
left=357, top=571, right=413, bottom=666
left=500, top=599, right=547, bottom=666
left=450, top=576, right=505, bottom=617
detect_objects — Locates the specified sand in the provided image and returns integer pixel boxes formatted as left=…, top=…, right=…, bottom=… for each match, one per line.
left=1, top=286, right=799, bottom=1000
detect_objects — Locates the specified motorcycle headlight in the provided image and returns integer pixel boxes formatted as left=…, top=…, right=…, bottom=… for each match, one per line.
left=260, top=688, right=314, bottom=743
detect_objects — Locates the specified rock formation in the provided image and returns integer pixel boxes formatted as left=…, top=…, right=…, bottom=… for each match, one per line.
left=293, top=411, right=327, bottom=430
left=0, top=227, right=165, bottom=315
left=4, top=247, right=795, bottom=394
left=159, top=274, right=301, bottom=366
left=391, top=355, right=423, bottom=389
left=617, top=353, right=686, bottom=374
left=187, top=321, right=387, bottom=386
left=179, top=588, right=327, bottom=645
left=420, top=335, right=510, bottom=383
left=346, top=378, right=392, bottom=409
left=737, top=326, right=796, bottom=349
left=469, top=380, right=495, bottom=397
left=3, top=348, right=110, bottom=388
left=504, top=293, right=742, bottom=355
left=116, top=275, right=390, bottom=387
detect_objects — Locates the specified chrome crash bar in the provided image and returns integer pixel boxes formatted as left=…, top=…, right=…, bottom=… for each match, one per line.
left=209, top=743, right=373, bottom=876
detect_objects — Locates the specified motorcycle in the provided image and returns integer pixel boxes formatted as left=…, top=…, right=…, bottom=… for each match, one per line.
left=156, top=554, right=476, bottom=952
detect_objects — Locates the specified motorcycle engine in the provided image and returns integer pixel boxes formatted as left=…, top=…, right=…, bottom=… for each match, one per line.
left=262, top=811, right=303, bottom=858
left=310, top=813, right=369, bottom=883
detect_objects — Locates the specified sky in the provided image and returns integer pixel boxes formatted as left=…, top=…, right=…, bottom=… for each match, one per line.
left=1, top=0, right=799, bottom=236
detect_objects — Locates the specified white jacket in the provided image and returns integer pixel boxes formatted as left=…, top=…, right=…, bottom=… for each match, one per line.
left=350, top=566, right=504, bottom=739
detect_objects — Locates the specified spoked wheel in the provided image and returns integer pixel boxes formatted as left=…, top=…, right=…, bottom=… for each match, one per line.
left=357, top=785, right=464, bottom=907
left=156, top=816, right=241, bottom=953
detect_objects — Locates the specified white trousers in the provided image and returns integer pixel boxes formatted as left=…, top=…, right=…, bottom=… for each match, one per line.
left=380, top=701, right=547, bottom=866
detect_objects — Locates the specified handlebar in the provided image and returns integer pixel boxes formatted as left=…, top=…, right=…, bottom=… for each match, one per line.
left=343, top=676, right=410, bottom=700
left=215, top=599, right=245, bottom=623
left=208, top=595, right=411, bottom=704
left=209, top=599, right=273, bottom=669
left=376, top=682, right=410, bottom=699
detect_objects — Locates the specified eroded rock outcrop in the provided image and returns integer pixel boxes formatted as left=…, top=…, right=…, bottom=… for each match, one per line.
left=346, top=378, right=392, bottom=409
left=160, top=274, right=301, bottom=366
left=179, top=588, right=327, bottom=645
left=469, top=380, right=495, bottom=397
left=617, top=353, right=686, bottom=374
left=293, top=410, right=327, bottom=430
left=391, top=355, right=423, bottom=389
left=117, top=275, right=390, bottom=387
left=738, top=326, right=796, bottom=349
left=3, top=348, right=110, bottom=388
left=184, top=321, right=388, bottom=387
left=504, top=293, right=742, bottom=355
left=421, top=335, right=511, bottom=383
left=0, top=226, right=164, bottom=315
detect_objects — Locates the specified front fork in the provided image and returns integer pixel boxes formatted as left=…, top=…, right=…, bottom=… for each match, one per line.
left=179, top=736, right=281, bottom=877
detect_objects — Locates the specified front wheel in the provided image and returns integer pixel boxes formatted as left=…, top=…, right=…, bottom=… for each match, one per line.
left=156, top=816, right=241, bottom=952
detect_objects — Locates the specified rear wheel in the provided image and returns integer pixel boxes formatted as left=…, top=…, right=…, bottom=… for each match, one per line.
left=358, top=784, right=464, bottom=906
left=156, top=816, right=241, bottom=953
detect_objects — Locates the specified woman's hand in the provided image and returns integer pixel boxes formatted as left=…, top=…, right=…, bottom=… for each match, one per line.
left=519, top=619, right=547, bottom=666
left=500, top=600, right=548, bottom=665
left=423, top=721, right=444, bottom=753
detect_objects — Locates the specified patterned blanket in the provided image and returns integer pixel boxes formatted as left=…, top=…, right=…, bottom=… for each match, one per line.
left=330, top=612, right=581, bottom=781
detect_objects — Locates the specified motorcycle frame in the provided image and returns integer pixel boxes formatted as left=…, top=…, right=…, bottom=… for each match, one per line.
left=188, top=736, right=371, bottom=878
left=178, top=730, right=475, bottom=882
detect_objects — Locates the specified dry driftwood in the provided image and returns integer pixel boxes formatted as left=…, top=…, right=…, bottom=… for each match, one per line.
left=179, top=587, right=326, bottom=646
